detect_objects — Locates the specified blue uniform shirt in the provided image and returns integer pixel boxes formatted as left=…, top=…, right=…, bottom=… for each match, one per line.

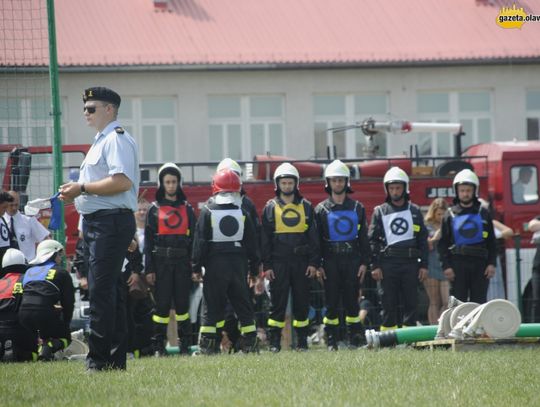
left=75, top=120, right=139, bottom=214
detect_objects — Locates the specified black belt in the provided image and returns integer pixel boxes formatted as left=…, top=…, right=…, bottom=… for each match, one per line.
left=451, top=246, right=488, bottom=259
left=325, top=241, right=358, bottom=255
left=153, top=246, right=188, bottom=258
left=83, top=208, right=133, bottom=220
left=383, top=247, right=420, bottom=258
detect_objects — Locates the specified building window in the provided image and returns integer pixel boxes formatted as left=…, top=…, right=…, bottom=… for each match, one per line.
left=416, top=91, right=493, bottom=156
left=526, top=90, right=540, bottom=141
left=511, top=165, right=538, bottom=204
left=208, top=95, right=285, bottom=161
left=313, top=93, right=388, bottom=159
left=118, top=97, right=177, bottom=163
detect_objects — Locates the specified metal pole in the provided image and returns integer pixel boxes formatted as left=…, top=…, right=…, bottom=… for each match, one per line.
left=515, top=234, right=523, bottom=314
left=46, top=0, right=65, bottom=245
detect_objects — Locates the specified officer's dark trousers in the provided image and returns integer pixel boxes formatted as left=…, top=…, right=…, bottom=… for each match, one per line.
left=323, top=255, right=363, bottom=336
left=201, top=254, right=255, bottom=338
left=268, top=257, right=310, bottom=327
left=153, top=259, right=192, bottom=345
left=450, top=255, right=489, bottom=304
left=84, top=211, right=135, bottom=370
left=380, top=259, right=418, bottom=328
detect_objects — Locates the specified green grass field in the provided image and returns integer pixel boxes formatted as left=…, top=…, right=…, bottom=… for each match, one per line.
left=2, top=348, right=538, bottom=406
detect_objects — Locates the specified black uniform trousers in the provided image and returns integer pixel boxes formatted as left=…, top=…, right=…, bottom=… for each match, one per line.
left=380, top=258, right=419, bottom=328
left=153, top=259, right=192, bottom=342
left=450, top=255, right=489, bottom=304
left=84, top=211, right=135, bottom=370
left=123, top=274, right=153, bottom=355
left=323, top=255, right=362, bottom=333
left=268, top=257, right=310, bottom=327
left=19, top=307, right=70, bottom=347
left=532, top=248, right=540, bottom=323
left=201, top=254, right=255, bottom=336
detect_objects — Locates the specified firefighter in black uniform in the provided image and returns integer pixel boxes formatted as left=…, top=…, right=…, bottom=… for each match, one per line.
left=315, top=160, right=371, bottom=350
left=144, top=163, right=197, bottom=356
left=192, top=169, right=260, bottom=354
left=202, top=158, right=262, bottom=351
left=529, top=215, right=540, bottom=322
left=261, top=162, right=319, bottom=352
left=0, top=249, right=35, bottom=362
left=18, top=240, right=75, bottom=361
left=438, top=169, right=496, bottom=304
left=368, top=167, right=428, bottom=330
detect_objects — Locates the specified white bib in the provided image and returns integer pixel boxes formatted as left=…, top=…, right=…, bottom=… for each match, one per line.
left=210, top=208, right=244, bottom=242
left=0, top=220, right=9, bottom=248
left=381, top=207, right=414, bottom=246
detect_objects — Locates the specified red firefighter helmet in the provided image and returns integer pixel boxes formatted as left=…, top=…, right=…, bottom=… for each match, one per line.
left=212, top=169, right=241, bottom=195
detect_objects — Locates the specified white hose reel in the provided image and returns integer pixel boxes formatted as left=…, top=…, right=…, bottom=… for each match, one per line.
left=437, top=297, right=521, bottom=340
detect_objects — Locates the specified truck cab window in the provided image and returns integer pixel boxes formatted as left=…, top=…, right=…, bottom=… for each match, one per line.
left=511, top=165, right=538, bottom=204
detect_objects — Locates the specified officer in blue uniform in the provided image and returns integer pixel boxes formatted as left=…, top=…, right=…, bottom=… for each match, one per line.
left=438, top=169, right=496, bottom=303
left=59, top=86, right=139, bottom=372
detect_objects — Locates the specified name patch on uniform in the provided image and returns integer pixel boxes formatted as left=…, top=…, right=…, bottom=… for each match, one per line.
left=158, top=205, right=188, bottom=235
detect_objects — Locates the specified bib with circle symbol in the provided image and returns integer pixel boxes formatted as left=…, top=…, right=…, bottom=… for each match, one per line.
left=0, top=221, right=9, bottom=248
left=23, top=262, right=56, bottom=286
left=210, top=208, right=245, bottom=242
left=382, top=208, right=414, bottom=246
left=0, top=274, right=20, bottom=300
left=274, top=202, right=306, bottom=234
left=327, top=210, right=359, bottom=242
left=452, top=212, right=484, bottom=246
left=158, top=205, right=188, bottom=235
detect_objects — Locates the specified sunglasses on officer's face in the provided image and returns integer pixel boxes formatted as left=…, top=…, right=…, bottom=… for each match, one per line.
left=83, top=106, right=97, bottom=114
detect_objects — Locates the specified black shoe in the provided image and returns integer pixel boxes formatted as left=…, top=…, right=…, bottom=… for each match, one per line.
left=38, top=343, right=54, bottom=361
left=269, top=345, right=281, bottom=353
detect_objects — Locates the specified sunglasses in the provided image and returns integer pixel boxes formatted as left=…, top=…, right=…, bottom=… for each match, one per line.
left=83, top=106, right=97, bottom=114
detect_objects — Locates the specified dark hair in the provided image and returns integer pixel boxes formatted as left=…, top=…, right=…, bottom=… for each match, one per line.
left=0, top=192, right=14, bottom=204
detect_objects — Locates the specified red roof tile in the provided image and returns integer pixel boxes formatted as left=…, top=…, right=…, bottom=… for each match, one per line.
left=2, top=0, right=540, bottom=67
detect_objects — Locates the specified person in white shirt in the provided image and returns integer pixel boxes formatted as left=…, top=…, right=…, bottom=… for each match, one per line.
left=3, top=191, right=50, bottom=261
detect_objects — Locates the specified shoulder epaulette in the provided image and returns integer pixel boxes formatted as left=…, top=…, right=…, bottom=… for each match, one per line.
left=114, top=126, right=125, bottom=134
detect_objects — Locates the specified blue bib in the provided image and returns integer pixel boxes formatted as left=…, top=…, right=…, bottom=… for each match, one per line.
left=23, top=262, right=56, bottom=286
left=327, top=210, right=359, bottom=242
left=452, top=213, right=484, bottom=246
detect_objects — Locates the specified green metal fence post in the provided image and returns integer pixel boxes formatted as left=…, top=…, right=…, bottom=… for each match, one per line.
left=46, top=0, right=65, bottom=246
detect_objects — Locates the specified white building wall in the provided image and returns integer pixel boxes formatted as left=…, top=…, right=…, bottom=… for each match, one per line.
left=54, top=63, right=540, bottom=162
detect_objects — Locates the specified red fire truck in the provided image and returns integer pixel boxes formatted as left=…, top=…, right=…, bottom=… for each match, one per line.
left=2, top=120, right=539, bottom=317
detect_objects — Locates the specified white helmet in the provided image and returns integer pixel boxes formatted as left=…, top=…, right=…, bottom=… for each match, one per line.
left=158, top=162, right=182, bottom=188
left=324, top=160, right=350, bottom=179
left=2, top=248, right=26, bottom=268
left=453, top=169, right=479, bottom=196
left=217, top=158, right=242, bottom=176
left=324, top=160, right=352, bottom=193
left=383, top=166, right=410, bottom=194
left=29, top=239, right=64, bottom=265
left=273, top=162, right=300, bottom=192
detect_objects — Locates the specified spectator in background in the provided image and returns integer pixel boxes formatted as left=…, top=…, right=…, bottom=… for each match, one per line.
left=480, top=199, right=513, bottom=301
left=0, top=192, right=15, bottom=268
left=423, top=198, right=449, bottom=325
left=512, top=167, right=533, bottom=204
left=528, top=216, right=540, bottom=322
left=3, top=191, right=50, bottom=261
